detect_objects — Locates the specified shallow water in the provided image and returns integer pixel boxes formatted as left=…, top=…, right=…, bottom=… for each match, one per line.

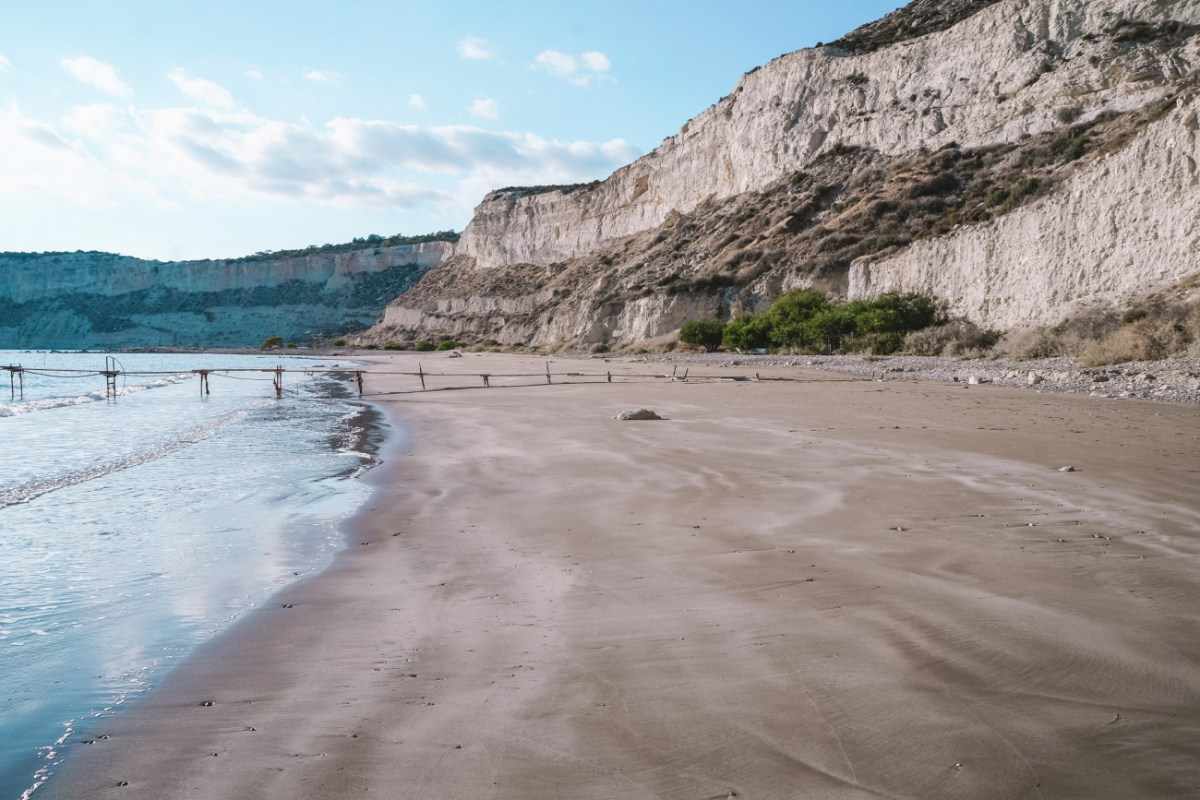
left=0, top=351, right=378, bottom=799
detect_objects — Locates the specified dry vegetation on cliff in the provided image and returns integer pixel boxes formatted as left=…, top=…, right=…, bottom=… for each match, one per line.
left=826, top=0, right=1004, bottom=54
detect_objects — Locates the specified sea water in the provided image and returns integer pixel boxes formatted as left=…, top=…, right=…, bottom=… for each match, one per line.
left=0, top=351, right=380, bottom=799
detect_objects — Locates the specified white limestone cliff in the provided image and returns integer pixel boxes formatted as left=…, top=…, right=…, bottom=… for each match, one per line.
left=456, top=0, right=1200, bottom=270
left=849, top=94, right=1200, bottom=328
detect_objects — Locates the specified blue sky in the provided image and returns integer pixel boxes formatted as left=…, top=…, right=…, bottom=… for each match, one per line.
left=1, top=1, right=901, bottom=260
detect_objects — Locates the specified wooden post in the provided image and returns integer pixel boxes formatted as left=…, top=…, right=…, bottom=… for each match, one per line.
left=8, top=367, right=13, bottom=401
left=273, top=366, right=283, bottom=399
left=355, top=371, right=364, bottom=397
left=607, top=371, right=612, bottom=383
left=104, top=356, right=119, bottom=400
left=482, top=374, right=490, bottom=388
left=672, top=365, right=678, bottom=379
left=418, top=362, right=426, bottom=391
left=546, top=362, right=552, bottom=385
left=17, top=367, right=22, bottom=400
left=682, top=368, right=689, bottom=383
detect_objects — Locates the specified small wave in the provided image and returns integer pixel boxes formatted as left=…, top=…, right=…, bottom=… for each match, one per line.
left=0, top=375, right=191, bottom=418
left=0, top=409, right=248, bottom=508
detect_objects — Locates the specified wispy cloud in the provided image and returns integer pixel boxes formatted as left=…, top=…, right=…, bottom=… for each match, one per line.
left=468, top=97, right=498, bottom=120
left=0, top=54, right=11, bottom=72
left=457, top=36, right=493, bottom=61
left=408, top=93, right=427, bottom=112
left=62, top=55, right=132, bottom=97
left=0, top=101, right=638, bottom=215
left=533, top=49, right=612, bottom=87
left=168, top=68, right=234, bottom=109
left=304, top=69, right=341, bottom=84
left=245, top=68, right=264, bottom=81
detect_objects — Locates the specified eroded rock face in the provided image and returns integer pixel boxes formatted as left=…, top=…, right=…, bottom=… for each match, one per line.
left=370, top=0, right=1200, bottom=351
left=848, top=95, right=1200, bottom=329
left=0, top=242, right=451, bottom=348
left=455, top=0, right=1200, bottom=270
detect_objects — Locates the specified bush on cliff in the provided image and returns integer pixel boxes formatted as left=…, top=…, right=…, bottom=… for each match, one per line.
left=721, top=290, right=942, bottom=354
left=260, top=335, right=283, bottom=350
left=679, top=319, right=726, bottom=351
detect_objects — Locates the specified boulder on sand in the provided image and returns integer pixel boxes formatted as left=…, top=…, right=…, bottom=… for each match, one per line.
left=615, top=409, right=666, bottom=421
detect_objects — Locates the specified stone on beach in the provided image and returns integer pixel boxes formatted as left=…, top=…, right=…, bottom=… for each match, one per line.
left=615, top=408, right=666, bottom=421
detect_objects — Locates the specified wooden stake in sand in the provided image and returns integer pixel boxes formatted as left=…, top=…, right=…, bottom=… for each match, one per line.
left=418, top=362, right=426, bottom=391
left=546, top=362, right=552, bottom=385
left=6, top=365, right=23, bottom=401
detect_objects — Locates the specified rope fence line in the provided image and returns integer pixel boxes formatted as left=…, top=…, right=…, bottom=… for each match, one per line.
left=3, top=360, right=865, bottom=404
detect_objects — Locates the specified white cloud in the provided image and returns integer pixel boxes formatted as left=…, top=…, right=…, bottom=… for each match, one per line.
left=533, top=49, right=612, bottom=87
left=0, top=99, right=639, bottom=217
left=468, top=97, right=498, bottom=120
left=580, top=51, right=611, bottom=72
left=62, top=55, right=132, bottom=97
left=457, top=36, right=493, bottom=61
left=245, top=68, right=264, bottom=81
left=0, top=54, right=11, bottom=71
left=168, top=68, right=234, bottom=109
left=408, top=93, right=427, bottom=112
left=304, top=69, right=340, bottom=84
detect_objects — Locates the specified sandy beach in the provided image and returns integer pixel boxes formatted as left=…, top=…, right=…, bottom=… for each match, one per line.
left=49, top=352, right=1200, bottom=799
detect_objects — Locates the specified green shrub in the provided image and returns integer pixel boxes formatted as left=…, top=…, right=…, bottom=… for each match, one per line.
left=414, top=340, right=436, bottom=352
left=332, top=338, right=347, bottom=347
left=364, top=343, right=380, bottom=350
left=436, top=339, right=463, bottom=351
left=723, top=315, right=773, bottom=351
left=679, top=319, right=726, bottom=352
left=260, top=335, right=283, bottom=350
left=717, top=291, right=943, bottom=354
left=383, top=341, right=406, bottom=351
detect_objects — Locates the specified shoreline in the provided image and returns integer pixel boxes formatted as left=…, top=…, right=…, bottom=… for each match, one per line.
left=16, top=363, right=388, bottom=800
left=46, top=352, right=1200, bottom=798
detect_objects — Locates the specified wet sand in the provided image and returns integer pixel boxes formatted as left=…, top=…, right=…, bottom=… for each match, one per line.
left=50, top=353, right=1200, bottom=799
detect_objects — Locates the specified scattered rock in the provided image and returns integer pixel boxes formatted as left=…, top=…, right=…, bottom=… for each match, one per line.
left=281, top=603, right=295, bottom=609
left=447, top=351, right=464, bottom=358
left=199, top=700, right=214, bottom=707
left=1057, top=465, right=1077, bottom=472
left=615, top=408, right=666, bottom=421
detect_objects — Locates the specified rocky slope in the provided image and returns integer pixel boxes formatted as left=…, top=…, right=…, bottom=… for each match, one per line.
left=1, top=240, right=451, bottom=349
left=368, top=0, right=1200, bottom=349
